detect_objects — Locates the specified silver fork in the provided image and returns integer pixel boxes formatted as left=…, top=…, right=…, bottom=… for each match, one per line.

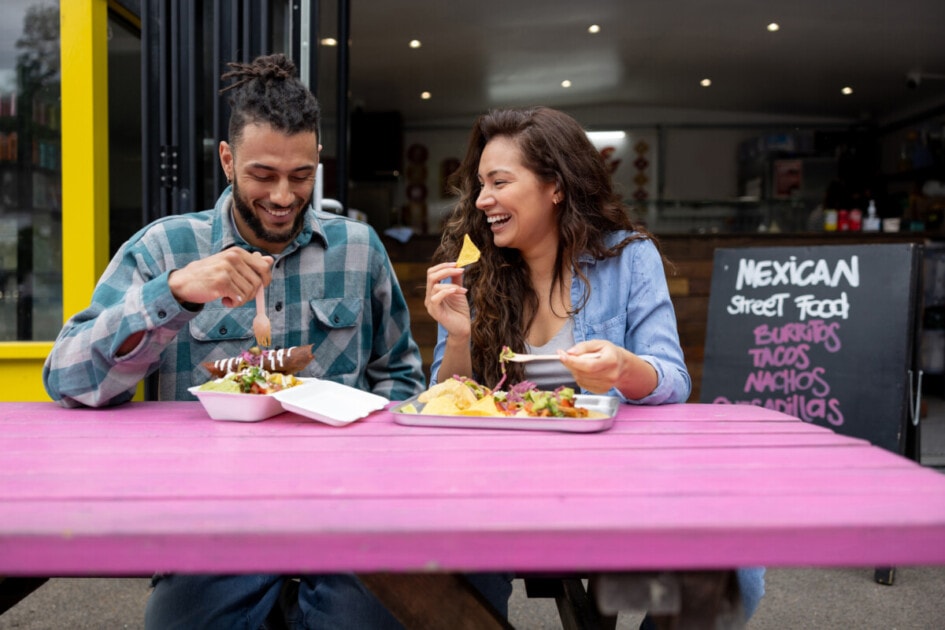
left=505, top=352, right=601, bottom=363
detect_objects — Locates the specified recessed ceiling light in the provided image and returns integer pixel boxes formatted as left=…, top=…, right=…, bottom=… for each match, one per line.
left=700, top=78, right=712, bottom=87
left=841, top=86, right=853, bottom=95
left=767, top=22, right=780, bottom=32
left=409, top=39, right=422, bottom=49
left=561, top=80, right=572, bottom=88
left=320, top=37, right=338, bottom=47
left=420, top=91, right=431, bottom=100
left=588, top=24, right=601, bottom=34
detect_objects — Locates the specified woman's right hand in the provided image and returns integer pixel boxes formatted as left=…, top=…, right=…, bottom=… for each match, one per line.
left=424, top=262, right=471, bottom=339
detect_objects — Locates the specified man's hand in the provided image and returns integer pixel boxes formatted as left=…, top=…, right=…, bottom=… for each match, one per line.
left=117, top=250, right=274, bottom=357
left=168, top=249, right=274, bottom=308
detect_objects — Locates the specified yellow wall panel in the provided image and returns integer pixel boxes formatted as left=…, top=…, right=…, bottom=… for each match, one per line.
left=61, top=0, right=110, bottom=317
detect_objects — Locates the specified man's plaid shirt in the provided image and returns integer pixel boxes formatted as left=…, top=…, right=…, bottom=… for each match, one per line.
left=43, top=189, right=425, bottom=407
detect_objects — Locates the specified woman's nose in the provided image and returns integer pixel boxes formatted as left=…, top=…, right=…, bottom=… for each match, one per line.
left=475, top=187, right=493, bottom=209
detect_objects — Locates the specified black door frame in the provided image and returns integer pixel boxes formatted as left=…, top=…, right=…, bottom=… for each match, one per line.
left=140, top=0, right=341, bottom=224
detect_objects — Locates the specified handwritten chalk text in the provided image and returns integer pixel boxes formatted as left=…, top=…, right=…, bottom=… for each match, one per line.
left=735, top=255, right=859, bottom=290
left=711, top=394, right=844, bottom=426
left=727, top=292, right=850, bottom=320
left=752, top=320, right=842, bottom=353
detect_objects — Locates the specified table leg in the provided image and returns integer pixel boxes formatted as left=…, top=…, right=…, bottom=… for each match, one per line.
left=523, top=577, right=617, bottom=630
left=358, top=573, right=512, bottom=630
left=0, top=577, right=49, bottom=615
left=874, top=567, right=896, bottom=585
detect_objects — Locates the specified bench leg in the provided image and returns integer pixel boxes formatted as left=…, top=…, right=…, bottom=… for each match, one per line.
left=358, top=573, right=512, bottom=630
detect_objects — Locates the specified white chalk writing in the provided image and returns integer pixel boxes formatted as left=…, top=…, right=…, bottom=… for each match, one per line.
left=735, top=255, right=859, bottom=290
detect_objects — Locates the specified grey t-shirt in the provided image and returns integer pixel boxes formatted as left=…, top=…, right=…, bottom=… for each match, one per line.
left=524, top=318, right=578, bottom=390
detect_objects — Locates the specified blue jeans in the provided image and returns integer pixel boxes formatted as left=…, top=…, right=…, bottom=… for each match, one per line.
left=144, top=572, right=513, bottom=630
left=737, top=567, right=766, bottom=619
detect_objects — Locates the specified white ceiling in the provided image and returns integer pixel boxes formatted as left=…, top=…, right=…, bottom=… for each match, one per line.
left=325, top=0, right=945, bottom=127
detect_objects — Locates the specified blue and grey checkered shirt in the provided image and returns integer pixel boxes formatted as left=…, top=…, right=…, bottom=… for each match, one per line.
left=43, top=188, right=425, bottom=407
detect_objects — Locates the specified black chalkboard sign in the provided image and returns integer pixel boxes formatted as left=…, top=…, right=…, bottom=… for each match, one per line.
left=700, top=244, right=921, bottom=454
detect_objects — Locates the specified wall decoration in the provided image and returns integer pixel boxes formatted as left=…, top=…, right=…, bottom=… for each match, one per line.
left=405, top=143, right=429, bottom=233
left=632, top=140, right=650, bottom=202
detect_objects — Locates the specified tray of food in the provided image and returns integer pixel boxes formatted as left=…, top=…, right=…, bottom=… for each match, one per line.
left=390, top=377, right=618, bottom=433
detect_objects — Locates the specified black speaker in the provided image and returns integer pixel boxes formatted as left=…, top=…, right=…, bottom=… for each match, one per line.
left=350, top=110, right=403, bottom=181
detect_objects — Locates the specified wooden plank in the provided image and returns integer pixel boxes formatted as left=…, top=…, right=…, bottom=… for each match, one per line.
left=5, top=465, right=935, bottom=503
left=666, top=277, right=690, bottom=297
left=4, top=494, right=945, bottom=575
left=0, top=428, right=863, bottom=456
left=359, top=573, right=511, bottom=630
left=6, top=442, right=906, bottom=479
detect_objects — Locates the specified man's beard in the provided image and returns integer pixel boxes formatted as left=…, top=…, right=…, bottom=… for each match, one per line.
left=231, top=178, right=309, bottom=247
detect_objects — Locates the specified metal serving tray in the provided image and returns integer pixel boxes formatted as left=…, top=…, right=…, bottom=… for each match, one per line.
left=390, top=394, right=619, bottom=433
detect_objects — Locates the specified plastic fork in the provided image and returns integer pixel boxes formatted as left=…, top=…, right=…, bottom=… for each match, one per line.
left=252, top=285, right=271, bottom=347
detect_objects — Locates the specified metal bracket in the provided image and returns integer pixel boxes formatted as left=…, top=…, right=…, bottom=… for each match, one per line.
left=159, top=145, right=179, bottom=189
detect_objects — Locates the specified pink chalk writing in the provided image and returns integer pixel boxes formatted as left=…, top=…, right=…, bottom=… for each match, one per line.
left=752, top=320, right=842, bottom=352
left=712, top=394, right=844, bottom=426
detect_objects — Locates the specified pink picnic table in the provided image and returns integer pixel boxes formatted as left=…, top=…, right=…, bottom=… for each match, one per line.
left=2, top=400, right=945, bottom=628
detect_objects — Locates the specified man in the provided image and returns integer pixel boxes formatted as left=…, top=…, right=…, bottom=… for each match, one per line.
left=43, top=54, right=423, bottom=409
left=42, top=54, right=516, bottom=629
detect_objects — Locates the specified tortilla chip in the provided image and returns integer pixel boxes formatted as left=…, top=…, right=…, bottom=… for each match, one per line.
left=418, top=378, right=477, bottom=407
left=455, top=234, right=481, bottom=268
left=420, top=395, right=462, bottom=415
left=458, top=396, right=502, bottom=416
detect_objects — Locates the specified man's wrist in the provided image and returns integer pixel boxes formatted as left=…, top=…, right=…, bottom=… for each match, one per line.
left=167, top=269, right=202, bottom=311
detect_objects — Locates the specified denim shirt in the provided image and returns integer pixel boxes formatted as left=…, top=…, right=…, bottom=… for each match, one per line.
left=430, top=232, right=691, bottom=404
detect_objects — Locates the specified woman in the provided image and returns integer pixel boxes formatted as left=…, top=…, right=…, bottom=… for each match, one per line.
left=425, top=106, right=689, bottom=403
left=424, top=106, right=764, bottom=622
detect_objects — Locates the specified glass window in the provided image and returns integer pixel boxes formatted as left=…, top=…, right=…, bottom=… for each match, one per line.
left=0, top=0, right=62, bottom=341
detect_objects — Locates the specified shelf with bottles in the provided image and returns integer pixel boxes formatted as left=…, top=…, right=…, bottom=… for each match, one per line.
left=644, top=198, right=813, bottom=234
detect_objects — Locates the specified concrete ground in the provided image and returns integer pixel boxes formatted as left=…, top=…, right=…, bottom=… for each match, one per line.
left=2, top=567, right=945, bottom=629
left=3, top=402, right=943, bottom=629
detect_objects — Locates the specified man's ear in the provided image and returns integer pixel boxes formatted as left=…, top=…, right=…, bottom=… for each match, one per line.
left=219, top=141, right=234, bottom=182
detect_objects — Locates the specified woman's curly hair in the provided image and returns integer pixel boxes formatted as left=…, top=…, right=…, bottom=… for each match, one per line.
left=433, top=106, right=660, bottom=387
left=219, top=53, right=320, bottom=147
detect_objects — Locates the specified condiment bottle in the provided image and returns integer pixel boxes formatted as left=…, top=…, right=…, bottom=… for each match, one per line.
left=838, top=209, right=850, bottom=231
left=863, top=200, right=881, bottom=232
left=849, top=207, right=863, bottom=231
